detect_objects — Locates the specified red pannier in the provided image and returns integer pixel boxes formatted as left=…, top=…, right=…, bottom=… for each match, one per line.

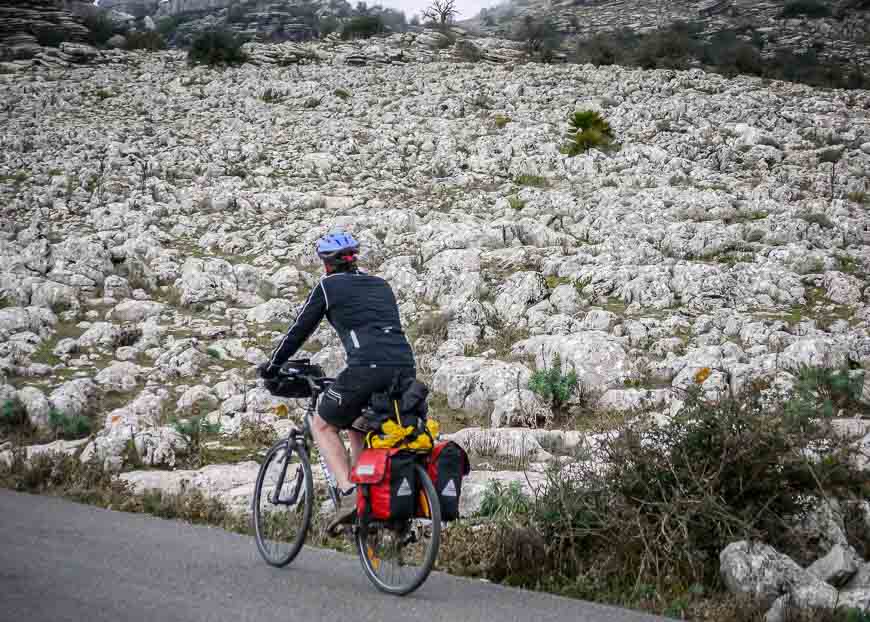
left=350, top=448, right=417, bottom=522
left=426, top=441, right=470, bottom=522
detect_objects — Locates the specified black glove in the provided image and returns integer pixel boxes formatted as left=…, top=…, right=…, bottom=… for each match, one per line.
left=258, top=362, right=280, bottom=380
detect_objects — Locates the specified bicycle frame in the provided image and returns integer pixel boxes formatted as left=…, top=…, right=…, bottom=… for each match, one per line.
left=270, top=377, right=341, bottom=511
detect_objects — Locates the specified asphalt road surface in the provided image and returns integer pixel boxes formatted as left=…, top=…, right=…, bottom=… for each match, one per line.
left=0, top=489, right=666, bottom=622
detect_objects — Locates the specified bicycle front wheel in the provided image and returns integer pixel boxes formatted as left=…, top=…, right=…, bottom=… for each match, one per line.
left=355, top=463, right=441, bottom=595
left=253, top=439, right=314, bottom=567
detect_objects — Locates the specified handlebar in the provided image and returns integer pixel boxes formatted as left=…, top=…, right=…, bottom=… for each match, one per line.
left=276, top=365, right=334, bottom=394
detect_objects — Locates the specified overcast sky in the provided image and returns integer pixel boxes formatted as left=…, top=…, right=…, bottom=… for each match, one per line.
left=378, top=0, right=501, bottom=20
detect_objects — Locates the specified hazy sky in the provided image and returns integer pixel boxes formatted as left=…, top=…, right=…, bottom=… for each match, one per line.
left=378, top=0, right=501, bottom=20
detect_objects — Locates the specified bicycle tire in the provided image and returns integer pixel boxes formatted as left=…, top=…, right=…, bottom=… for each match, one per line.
left=253, top=439, right=314, bottom=567
left=355, top=463, right=441, bottom=596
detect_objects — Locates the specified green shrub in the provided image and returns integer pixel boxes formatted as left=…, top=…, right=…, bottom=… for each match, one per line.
left=528, top=385, right=868, bottom=589
left=561, top=110, right=614, bottom=156
left=226, top=3, right=248, bottom=23
left=507, top=195, right=525, bottom=210
left=528, top=354, right=578, bottom=411
left=32, top=27, right=66, bottom=48
left=48, top=409, right=92, bottom=439
left=156, top=16, right=181, bottom=37
left=478, top=480, right=532, bottom=520
left=1, top=399, right=28, bottom=427
left=341, top=15, right=384, bottom=40
left=83, top=13, right=116, bottom=46
left=784, top=365, right=867, bottom=421
left=514, top=15, right=561, bottom=62
left=575, top=28, right=640, bottom=65
left=514, top=174, right=548, bottom=187
left=125, top=31, right=167, bottom=51
left=188, top=30, right=248, bottom=66
left=172, top=415, right=221, bottom=467
left=782, top=0, right=832, bottom=18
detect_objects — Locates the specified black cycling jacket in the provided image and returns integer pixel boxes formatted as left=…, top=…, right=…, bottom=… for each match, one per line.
left=268, top=270, right=415, bottom=369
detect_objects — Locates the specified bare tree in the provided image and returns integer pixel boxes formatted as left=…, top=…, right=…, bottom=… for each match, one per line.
left=421, top=0, right=458, bottom=28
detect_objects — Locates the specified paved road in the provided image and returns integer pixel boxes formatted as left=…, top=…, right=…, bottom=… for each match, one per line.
left=0, top=489, right=665, bottom=622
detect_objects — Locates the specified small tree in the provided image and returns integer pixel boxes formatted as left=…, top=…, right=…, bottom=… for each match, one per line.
left=188, top=30, right=248, bottom=66
left=421, top=0, right=458, bottom=30
left=514, top=15, right=561, bottom=61
left=341, top=15, right=385, bottom=39
left=83, top=13, right=116, bottom=46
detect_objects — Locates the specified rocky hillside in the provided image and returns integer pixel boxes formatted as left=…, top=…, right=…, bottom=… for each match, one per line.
left=0, top=42, right=869, bottom=616
left=471, top=0, right=870, bottom=69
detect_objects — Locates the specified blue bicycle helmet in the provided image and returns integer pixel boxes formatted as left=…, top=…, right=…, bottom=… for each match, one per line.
left=315, top=232, right=360, bottom=264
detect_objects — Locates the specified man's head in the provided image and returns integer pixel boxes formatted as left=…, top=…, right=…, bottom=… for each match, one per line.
left=315, top=232, right=360, bottom=274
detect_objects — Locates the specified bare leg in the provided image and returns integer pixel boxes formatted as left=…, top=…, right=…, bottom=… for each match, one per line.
left=347, top=429, right=364, bottom=465
left=311, top=414, right=352, bottom=491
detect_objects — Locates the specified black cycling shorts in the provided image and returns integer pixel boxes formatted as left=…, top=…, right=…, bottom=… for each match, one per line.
left=318, top=366, right=415, bottom=430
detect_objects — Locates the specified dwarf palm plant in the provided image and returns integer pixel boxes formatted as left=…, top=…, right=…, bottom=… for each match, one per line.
left=561, top=110, right=614, bottom=156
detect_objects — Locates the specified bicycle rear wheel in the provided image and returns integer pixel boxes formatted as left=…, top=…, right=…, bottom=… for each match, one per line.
left=355, top=464, right=441, bottom=595
left=253, top=439, right=313, bottom=567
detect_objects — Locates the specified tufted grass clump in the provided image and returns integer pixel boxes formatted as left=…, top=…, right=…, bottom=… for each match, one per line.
left=561, top=110, right=614, bottom=156
left=514, top=173, right=548, bottom=187
left=494, top=114, right=512, bottom=129
left=507, top=195, right=525, bottom=210
left=188, top=30, right=248, bottom=66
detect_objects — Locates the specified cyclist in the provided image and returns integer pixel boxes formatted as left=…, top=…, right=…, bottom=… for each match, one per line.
left=259, top=231, right=416, bottom=533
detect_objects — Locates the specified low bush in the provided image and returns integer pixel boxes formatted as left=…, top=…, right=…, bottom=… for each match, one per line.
left=32, top=27, right=66, bottom=48
left=341, top=15, right=384, bottom=40
left=514, top=173, right=548, bottom=187
left=561, top=110, right=614, bottom=156
left=125, top=31, right=167, bottom=51
left=1, top=399, right=28, bottom=427
left=507, top=195, right=525, bottom=210
left=784, top=365, right=867, bottom=420
left=48, top=409, right=92, bottom=439
left=782, top=0, right=832, bottom=18
left=172, top=415, right=221, bottom=467
left=83, top=13, right=116, bottom=46
left=188, top=30, right=248, bottom=66
left=445, top=383, right=868, bottom=614
left=478, top=480, right=532, bottom=520
left=528, top=354, right=578, bottom=411
left=573, top=22, right=870, bottom=90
